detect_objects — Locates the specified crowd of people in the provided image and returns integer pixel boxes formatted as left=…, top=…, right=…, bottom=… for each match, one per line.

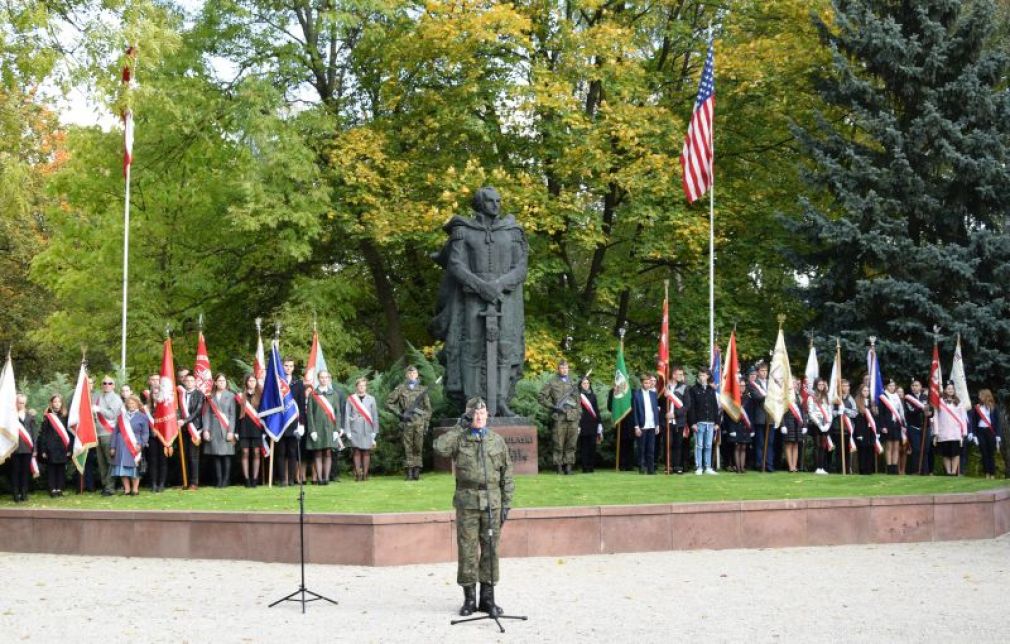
left=584, top=360, right=1007, bottom=479
left=5, top=354, right=1008, bottom=502
left=4, top=361, right=433, bottom=502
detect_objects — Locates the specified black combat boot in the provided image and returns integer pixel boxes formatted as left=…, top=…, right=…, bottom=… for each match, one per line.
left=459, top=585, right=477, bottom=616
left=478, top=583, right=502, bottom=616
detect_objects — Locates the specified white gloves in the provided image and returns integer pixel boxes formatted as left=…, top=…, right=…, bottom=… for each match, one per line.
left=294, top=425, right=305, bottom=438
left=332, top=431, right=339, bottom=442
left=780, top=427, right=787, bottom=435
left=596, top=423, right=603, bottom=436
left=729, top=432, right=736, bottom=438
left=371, top=432, right=377, bottom=441
left=310, top=432, right=318, bottom=441
left=801, top=427, right=808, bottom=435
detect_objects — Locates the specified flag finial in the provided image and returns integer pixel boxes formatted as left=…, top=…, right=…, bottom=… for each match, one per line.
left=618, top=324, right=626, bottom=340
left=869, top=335, right=877, bottom=348
left=165, top=324, right=172, bottom=339
left=312, top=309, right=317, bottom=332
left=776, top=314, right=786, bottom=328
left=198, top=313, right=204, bottom=331
left=274, top=322, right=281, bottom=340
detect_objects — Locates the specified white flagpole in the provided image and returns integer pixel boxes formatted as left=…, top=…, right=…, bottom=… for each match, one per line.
left=121, top=161, right=131, bottom=375
left=707, top=25, right=716, bottom=360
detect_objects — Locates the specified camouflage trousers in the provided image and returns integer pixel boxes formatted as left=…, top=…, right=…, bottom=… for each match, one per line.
left=455, top=506, right=501, bottom=585
left=402, top=423, right=425, bottom=468
left=553, top=420, right=579, bottom=466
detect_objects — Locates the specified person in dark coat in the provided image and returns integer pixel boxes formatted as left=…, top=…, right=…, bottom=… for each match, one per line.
left=9, top=394, right=39, bottom=502
left=721, top=375, right=753, bottom=474
left=281, top=357, right=308, bottom=485
left=236, top=374, right=263, bottom=487
left=607, top=387, right=636, bottom=471
left=577, top=376, right=602, bottom=473
left=688, top=368, right=720, bottom=475
left=970, top=389, right=1001, bottom=479
left=38, top=394, right=71, bottom=497
left=202, top=373, right=237, bottom=488
left=854, top=384, right=878, bottom=475
left=631, top=374, right=660, bottom=474
left=780, top=380, right=806, bottom=473
left=661, top=366, right=692, bottom=474
left=748, top=363, right=774, bottom=472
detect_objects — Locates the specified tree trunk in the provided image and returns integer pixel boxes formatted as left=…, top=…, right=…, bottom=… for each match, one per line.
left=359, top=238, right=405, bottom=361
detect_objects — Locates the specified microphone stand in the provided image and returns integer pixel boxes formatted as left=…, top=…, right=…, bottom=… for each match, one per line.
left=450, top=422, right=527, bottom=633
left=269, top=432, right=337, bottom=613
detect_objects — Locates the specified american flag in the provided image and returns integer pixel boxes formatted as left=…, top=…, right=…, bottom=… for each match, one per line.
left=680, top=38, right=715, bottom=203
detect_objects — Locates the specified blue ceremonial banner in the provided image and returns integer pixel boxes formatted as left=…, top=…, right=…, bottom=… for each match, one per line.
left=868, top=345, right=885, bottom=405
left=710, top=344, right=722, bottom=390
left=258, top=339, right=298, bottom=442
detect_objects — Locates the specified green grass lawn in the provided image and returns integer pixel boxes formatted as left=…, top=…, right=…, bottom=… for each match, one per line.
left=4, top=471, right=1008, bottom=514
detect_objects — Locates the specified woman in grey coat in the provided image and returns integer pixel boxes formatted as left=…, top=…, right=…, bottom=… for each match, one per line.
left=343, top=377, right=379, bottom=481
left=202, top=373, right=237, bottom=488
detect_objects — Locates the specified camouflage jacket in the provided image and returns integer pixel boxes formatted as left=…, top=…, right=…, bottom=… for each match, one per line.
left=434, top=424, right=514, bottom=511
left=385, top=382, right=432, bottom=428
left=538, top=375, right=581, bottom=421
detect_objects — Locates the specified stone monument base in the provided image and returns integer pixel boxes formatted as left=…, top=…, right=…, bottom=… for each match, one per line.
left=432, top=417, right=539, bottom=475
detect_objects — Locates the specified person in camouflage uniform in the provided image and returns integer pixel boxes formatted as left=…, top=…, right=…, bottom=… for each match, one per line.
left=538, top=360, right=580, bottom=474
left=386, top=365, right=433, bottom=481
left=433, top=397, right=515, bottom=617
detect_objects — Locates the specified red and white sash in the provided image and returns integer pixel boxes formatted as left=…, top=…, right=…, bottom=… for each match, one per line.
left=841, top=414, right=857, bottom=452
left=904, top=394, right=925, bottom=411
left=348, top=395, right=374, bottom=428
left=580, top=393, right=597, bottom=418
left=312, top=390, right=337, bottom=424
left=178, top=387, right=201, bottom=445
left=96, top=412, right=115, bottom=435
left=17, top=422, right=34, bottom=451
left=45, top=412, right=70, bottom=450
left=260, top=434, right=272, bottom=458
left=824, top=433, right=835, bottom=452
left=879, top=393, right=905, bottom=428
left=30, top=456, right=39, bottom=478
left=740, top=406, right=752, bottom=430
left=939, top=399, right=967, bottom=436
left=975, top=405, right=996, bottom=436
left=816, top=401, right=831, bottom=430
left=236, top=393, right=264, bottom=429
left=664, top=386, right=684, bottom=410
left=863, top=407, right=883, bottom=454
left=207, top=393, right=232, bottom=431
left=117, top=409, right=142, bottom=461
left=752, top=380, right=767, bottom=398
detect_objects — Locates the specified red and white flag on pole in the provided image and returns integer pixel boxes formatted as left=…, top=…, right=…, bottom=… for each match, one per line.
left=657, top=283, right=670, bottom=395
left=122, top=45, right=137, bottom=176
left=928, top=342, right=942, bottom=409
left=194, top=331, right=213, bottom=396
left=304, top=328, right=329, bottom=392
left=154, top=338, right=180, bottom=446
left=67, top=362, right=98, bottom=474
left=254, top=320, right=266, bottom=387
left=680, top=36, right=715, bottom=203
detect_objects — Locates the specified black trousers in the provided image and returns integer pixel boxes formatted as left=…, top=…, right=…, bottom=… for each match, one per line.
left=10, top=453, right=31, bottom=496
left=149, top=442, right=168, bottom=489
left=183, top=437, right=200, bottom=485
left=978, top=429, right=997, bottom=476
left=275, top=435, right=300, bottom=482
left=814, top=433, right=829, bottom=470
left=212, top=455, right=232, bottom=487
left=47, top=461, right=67, bottom=491
left=907, top=427, right=933, bottom=475
left=670, top=425, right=686, bottom=471
left=857, top=443, right=875, bottom=475
left=578, top=435, right=596, bottom=472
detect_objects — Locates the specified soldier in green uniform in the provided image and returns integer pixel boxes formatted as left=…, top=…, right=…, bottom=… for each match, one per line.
left=386, top=365, right=433, bottom=481
left=538, top=360, right=580, bottom=474
left=433, top=397, right=514, bottom=617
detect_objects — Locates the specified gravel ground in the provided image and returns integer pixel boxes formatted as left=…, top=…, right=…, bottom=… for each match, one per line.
left=2, top=536, right=1007, bottom=643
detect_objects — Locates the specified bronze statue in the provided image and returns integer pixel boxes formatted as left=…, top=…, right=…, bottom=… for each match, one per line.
left=430, top=187, right=527, bottom=416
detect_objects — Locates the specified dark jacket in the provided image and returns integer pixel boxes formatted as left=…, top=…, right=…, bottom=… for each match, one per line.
left=632, top=388, right=660, bottom=430
left=970, top=404, right=1001, bottom=438
left=578, top=389, right=602, bottom=438
left=38, top=411, right=70, bottom=464
left=747, top=379, right=769, bottom=426
left=688, top=384, right=720, bottom=426
left=15, top=412, right=38, bottom=455
left=661, top=382, right=692, bottom=429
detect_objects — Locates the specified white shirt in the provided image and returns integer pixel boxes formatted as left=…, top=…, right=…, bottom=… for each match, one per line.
left=641, top=390, right=656, bottom=429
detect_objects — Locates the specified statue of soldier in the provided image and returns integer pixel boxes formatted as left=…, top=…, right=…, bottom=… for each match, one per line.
left=433, top=397, right=514, bottom=617
left=385, top=364, right=432, bottom=481
left=430, top=186, right=528, bottom=416
left=538, top=360, right=581, bottom=475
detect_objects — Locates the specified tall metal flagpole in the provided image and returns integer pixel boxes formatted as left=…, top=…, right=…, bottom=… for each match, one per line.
left=708, top=23, right=716, bottom=360
left=121, top=164, right=131, bottom=374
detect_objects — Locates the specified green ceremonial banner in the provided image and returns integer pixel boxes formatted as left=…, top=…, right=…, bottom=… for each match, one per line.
left=612, top=340, right=631, bottom=424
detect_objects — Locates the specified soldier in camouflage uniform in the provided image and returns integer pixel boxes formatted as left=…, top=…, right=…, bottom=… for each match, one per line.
left=538, top=360, right=580, bottom=475
left=433, top=397, right=515, bottom=617
left=386, top=365, right=433, bottom=481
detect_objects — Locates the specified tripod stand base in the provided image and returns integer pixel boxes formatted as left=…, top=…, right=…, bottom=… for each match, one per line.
left=269, top=585, right=338, bottom=614
left=451, top=613, right=528, bottom=633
